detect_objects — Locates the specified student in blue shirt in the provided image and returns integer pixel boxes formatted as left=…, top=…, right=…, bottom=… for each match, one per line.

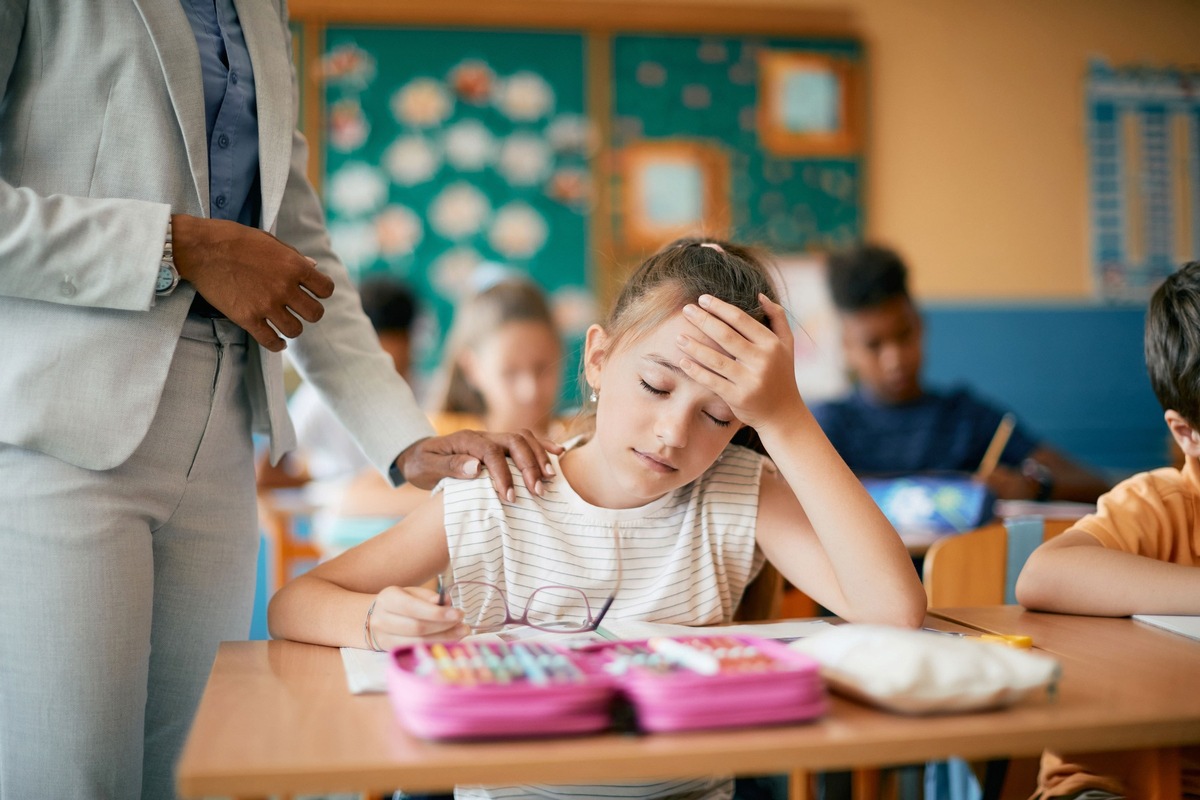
left=812, top=244, right=1109, bottom=503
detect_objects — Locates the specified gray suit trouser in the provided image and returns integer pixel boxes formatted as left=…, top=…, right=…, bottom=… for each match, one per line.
left=0, top=315, right=260, bottom=800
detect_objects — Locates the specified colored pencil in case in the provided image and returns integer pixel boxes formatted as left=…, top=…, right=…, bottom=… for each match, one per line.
left=511, top=642, right=549, bottom=684
left=429, top=642, right=462, bottom=683
left=462, top=642, right=495, bottom=684
left=647, top=637, right=720, bottom=675
left=477, top=643, right=512, bottom=683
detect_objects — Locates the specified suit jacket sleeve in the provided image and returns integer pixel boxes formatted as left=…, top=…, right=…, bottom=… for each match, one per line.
left=0, top=0, right=168, bottom=312
left=269, top=2, right=433, bottom=480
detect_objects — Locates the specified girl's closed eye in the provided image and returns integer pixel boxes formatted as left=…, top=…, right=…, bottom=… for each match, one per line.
left=640, top=379, right=732, bottom=427
left=639, top=379, right=668, bottom=396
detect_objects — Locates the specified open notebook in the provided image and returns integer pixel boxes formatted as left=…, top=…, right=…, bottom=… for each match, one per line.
left=1132, top=614, right=1200, bottom=643
left=340, top=618, right=834, bottom=695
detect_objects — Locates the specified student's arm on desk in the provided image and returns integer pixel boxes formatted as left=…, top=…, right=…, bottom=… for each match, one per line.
left=1015, top=529, right=1200, bottom=616
left=268, top=494, right=467, bottom=648
left=986, top=446, right=1111, bottom=504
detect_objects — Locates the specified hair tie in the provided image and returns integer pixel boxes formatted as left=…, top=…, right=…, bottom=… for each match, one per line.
left=699, top=242, right=725, bottom=253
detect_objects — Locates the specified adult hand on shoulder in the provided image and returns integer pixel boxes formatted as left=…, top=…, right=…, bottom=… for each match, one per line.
left=395, top=430, right=564, bottom=501
left=171, top=214, right=335, bottom=352
left=677, top=293, right=802, bottom=430
left=370, top=586, right=468, bottom=650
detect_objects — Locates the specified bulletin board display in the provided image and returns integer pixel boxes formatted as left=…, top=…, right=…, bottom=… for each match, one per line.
left=299, top=13, right=866, bottom=403
left=611, top=34, right=863, bottom=258
left=1087, top=59, right=1200, bottom=302
left=316, top=27, right=594, bottom=390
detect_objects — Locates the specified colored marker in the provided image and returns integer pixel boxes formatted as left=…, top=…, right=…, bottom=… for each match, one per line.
left=429, top=642, right=461, bottom=683
left=647, top=637, right=720, bottom=675
left=511, top=642, right=548, bottom=684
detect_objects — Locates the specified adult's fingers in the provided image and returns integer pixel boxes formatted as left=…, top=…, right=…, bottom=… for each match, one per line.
left=267, top=308, right=304, bottom=339
left=492, top=430, right=553, bottom=496
left=245, top=317, right=287, bottom=352
left=299, top=260, right=335, bottom=299
left=286, top=288, right=326, bottom=324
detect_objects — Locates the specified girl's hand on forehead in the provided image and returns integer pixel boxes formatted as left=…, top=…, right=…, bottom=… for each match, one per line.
left=676, top=293, right=802, bottom=430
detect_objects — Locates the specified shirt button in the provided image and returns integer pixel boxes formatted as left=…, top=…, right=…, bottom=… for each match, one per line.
left=60, top=275, right=77, bottom=298
left=214, top=195, right=227, bottom=209
left=230, top=72, right=238, bottom=84
left=218, top=133, right=230, bottom=148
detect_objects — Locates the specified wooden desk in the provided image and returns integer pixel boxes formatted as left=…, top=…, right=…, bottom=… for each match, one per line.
left=929, top=606, right=1200, bottom=798
left=177, top=614, right=1200, bottom=800
left=927, top=605, right=1200, bottom=689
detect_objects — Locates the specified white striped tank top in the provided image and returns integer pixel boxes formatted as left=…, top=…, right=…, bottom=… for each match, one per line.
left=442, top=441, right=766, bottom=800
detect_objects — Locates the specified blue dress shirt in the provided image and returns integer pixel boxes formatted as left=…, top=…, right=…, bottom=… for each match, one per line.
left=179, top=0, right=261, bottom=227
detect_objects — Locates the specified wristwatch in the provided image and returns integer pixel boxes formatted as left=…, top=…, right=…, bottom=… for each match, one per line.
left=1021, top=459, right=1055, bottom=502
left=155, top=218, right=180, bottom=296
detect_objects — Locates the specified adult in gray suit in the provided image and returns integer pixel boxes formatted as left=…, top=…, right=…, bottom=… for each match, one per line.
left=0, top=2, right=557, bottom=798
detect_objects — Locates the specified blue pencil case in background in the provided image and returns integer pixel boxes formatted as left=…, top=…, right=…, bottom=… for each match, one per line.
left=860, top=473, right=994, bottom=534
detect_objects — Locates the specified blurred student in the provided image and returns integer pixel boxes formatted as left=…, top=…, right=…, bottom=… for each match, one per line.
left=426, top=277, right=566, bottom=440
left=1016, top=261, right=1200, bottom=798
left=257, top=277, right=420, bottom=491
left=333, top=278, right=566, bottom=530
left=813, top=244, right=1109, bottom=503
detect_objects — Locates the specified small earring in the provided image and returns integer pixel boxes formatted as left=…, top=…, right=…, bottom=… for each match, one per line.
left=589, top=387, right=599, bottom=403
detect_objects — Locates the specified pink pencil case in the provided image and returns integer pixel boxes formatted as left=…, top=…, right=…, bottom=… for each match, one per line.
left=387, top=642, right=616, bottom=741
left=386, top=636, right=827, bottom=741
left=596, top=636, right=828, bottom=733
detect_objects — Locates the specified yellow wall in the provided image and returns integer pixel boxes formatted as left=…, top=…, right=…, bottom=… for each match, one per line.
left=832, top=0, right=1200, bottom=299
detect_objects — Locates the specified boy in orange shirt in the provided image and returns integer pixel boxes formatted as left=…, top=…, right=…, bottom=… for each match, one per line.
left=1017, top=260, right=1200, bottom=799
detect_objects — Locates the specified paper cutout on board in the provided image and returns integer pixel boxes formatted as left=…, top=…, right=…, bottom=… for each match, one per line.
left=642, top=162, right=705, bottom=226
left=781, top=68, right=840, bottom=133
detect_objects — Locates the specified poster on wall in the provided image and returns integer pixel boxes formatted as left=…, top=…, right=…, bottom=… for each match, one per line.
left=1087, top=59, right=1200, bottom=302
left=775, top=255, right=848, bottom=403
left=316, top=28, right=597, bottom=397
left=612, top=35, right=863, bottom=256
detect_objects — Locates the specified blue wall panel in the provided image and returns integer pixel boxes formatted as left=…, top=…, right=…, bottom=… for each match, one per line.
left=922, top=304, right=1164, bottom=477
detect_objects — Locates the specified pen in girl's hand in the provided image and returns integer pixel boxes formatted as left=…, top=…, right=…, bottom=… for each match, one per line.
left=437, top=574, right=446, bottom=607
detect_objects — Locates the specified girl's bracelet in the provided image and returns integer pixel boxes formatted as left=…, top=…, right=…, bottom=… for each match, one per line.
left=363, top=599, right=383, bottom=652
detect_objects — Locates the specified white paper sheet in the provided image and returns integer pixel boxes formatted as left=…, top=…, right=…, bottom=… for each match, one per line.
left=1132, top=614, right=1200, bottom=643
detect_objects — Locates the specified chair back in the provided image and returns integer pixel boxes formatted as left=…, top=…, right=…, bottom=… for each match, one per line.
left=923, top=517, right=1075, bottom=608
left=733, top=562, right=785, bottom=622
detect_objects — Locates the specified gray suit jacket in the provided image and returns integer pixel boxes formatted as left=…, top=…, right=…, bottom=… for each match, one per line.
left=0, top=0, right=432, bottom=472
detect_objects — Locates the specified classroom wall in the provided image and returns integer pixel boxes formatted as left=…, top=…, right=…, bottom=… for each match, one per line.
left=922, top=304, right=1165, bottom=476
left=827, top=0, right=1200, bottom=300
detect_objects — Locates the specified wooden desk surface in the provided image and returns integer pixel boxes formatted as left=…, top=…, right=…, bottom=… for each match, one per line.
left=177, top=614, right=1200, bottom=799
left=929, top=605, right=1200, bottom=691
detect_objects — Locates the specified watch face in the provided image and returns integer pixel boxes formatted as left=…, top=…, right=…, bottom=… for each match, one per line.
left=157, top=263, right=176, bottom=292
